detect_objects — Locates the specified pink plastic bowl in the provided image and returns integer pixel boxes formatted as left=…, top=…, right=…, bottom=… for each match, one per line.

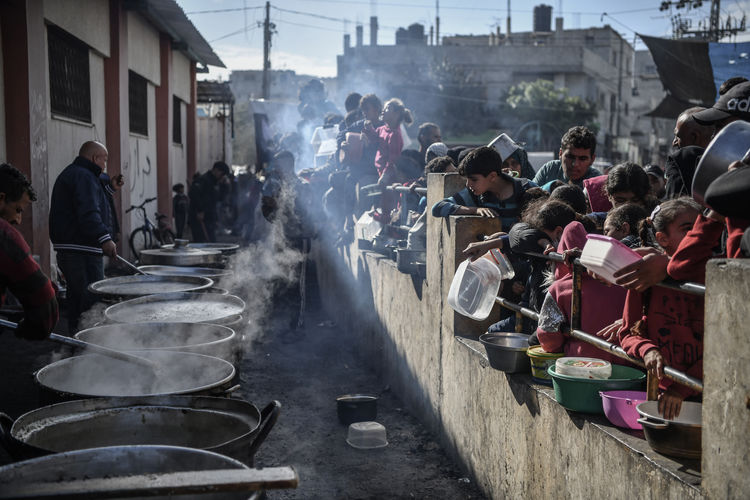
left=599, top=390, right=647, bottom=429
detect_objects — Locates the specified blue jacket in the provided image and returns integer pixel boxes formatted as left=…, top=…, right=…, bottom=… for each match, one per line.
left=49, top=156, right=113, bottom=255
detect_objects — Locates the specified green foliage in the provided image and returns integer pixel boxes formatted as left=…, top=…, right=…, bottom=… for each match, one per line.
left=505, top=79, right=598, bottom=136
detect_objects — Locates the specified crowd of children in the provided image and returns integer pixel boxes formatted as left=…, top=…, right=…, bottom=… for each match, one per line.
left=246, top=77, right=750, bottom=421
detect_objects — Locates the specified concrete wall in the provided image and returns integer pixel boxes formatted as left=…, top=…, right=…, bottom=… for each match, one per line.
left=703, top=260, right=750, bottom=498
left=197, top=115, right=229, bottom=169
left=44, top=0, right=109, bottom=57
left=314, top=172, right=707, bottom=499
left=171, top=99, right=188, bottom=188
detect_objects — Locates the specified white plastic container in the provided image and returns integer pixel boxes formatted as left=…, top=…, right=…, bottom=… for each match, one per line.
left=355, top=212, right=381, bottom=242
left=447, top=249, right=514, bottom=321
left=347, top=421, right=388, bottom=449
left=555, top=357, right=612, bottom=379
left=579, top=234, right=641, bottom=284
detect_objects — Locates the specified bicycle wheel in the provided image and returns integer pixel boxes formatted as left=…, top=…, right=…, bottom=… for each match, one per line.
left=129, top=228, right=153, bottom=261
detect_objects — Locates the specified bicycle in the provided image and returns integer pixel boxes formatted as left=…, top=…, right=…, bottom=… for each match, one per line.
left=126, top=197, right=176, bottom=260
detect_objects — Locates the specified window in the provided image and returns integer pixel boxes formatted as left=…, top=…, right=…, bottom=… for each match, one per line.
left=173, top=96, right=182, bottom=144
left=48, top=24, right=91, bottom=122
left=129, top=71, right=148, bottom=135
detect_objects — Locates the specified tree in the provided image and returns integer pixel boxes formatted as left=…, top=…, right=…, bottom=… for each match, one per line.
left=504, top=79, right=598, bottom=150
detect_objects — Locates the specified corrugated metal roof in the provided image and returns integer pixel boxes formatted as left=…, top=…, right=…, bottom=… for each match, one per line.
left=197, top=81, right=234, bottom=103
left=126, top=0, right=225, bottom=68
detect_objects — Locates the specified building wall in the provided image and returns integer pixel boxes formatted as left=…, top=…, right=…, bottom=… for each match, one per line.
left=45, top=44, right=107, bottom=196
left=127, top=11, right=160, bottom=86
left=43, top=0, right=109, bottom=57
left=171, top=50, right=191, bottom=103
left=197, top=115, right=228, bottom=171
left=127, top=82, right=158, bottom=232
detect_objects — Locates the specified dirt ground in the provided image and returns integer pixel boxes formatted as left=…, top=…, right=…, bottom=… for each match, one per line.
left=0, top=275, right=485, bottom=499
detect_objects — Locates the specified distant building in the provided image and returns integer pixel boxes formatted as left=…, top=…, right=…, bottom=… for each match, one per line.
left=337, top=14, right=668, bottom=164
left=229, top=69, right=339, bottom=105
left=196, top=81, right=234, bottom=171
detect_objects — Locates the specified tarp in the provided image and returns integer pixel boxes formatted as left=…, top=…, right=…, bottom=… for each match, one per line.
left=639, top=34, right=750, bottom=119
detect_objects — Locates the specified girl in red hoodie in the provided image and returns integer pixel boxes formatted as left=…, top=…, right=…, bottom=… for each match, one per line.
left=536, top=221, right=628, bottom=364
left=618, top=197, right=703, bottom=420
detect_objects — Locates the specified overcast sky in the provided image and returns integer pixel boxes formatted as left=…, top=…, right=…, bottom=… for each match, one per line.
left=178, top=0, right=750, bottom=80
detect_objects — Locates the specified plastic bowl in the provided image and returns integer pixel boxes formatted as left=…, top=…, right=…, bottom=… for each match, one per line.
left=347, top=421, right=388, bottom=449
left=599, top=390, right=647, bottom=429
left=555, top=357, right=612, bottom=379
left=527, top=346, right=564, bottom=385
left=548, top=365, right=646, bottom=414
left=579, top=234, right=642, bottom=284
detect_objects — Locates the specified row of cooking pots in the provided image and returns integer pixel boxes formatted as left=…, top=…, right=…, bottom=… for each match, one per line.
left=0, top=247, right=292, bottom=497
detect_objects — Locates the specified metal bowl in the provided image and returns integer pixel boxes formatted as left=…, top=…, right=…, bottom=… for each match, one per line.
left=692, top=120, right=750, bottom=205
left=162, top=242, right=240, bottom=255
left=336, top=394, right=378, bottom=425
left=479, top=332, right=530, bottom=373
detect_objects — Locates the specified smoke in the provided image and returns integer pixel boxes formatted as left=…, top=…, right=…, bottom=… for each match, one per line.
left=222, top=176, right=307, bottom=352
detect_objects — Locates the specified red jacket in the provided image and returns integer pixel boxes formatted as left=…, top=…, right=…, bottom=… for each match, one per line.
left=617, top=286, right=703, bottom=398
left=363, top=123, right=403, bottom=179
left=0, top=219, right=58, bottom=337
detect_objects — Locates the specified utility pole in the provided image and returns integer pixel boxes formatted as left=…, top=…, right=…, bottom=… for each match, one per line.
left=262, top=1, right=273, bottom=100
left=616, top=36, right=623, bottom=137
left=661, top=0, right=746, bottom=41
left=435, top=0, right=440, bottom=45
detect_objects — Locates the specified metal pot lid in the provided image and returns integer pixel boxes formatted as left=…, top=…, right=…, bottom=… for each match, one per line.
left=139, top=247, right=222, bottom=267
left=636, top=401, right=702, bottom=427
left=104, top=292, right=245, bottom=324
left=88, top=275, right=214, bottom=297
left=692, top=120, right=750, bottom=205
left=35, top=350, right=236, bottom=397
left=161, top=242, right=240, bottom=255
left=75, top=322, right=235, bottom=351
left=137, top=265, right=232, bottom=278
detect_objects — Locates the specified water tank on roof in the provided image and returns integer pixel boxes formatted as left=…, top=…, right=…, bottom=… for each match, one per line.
left=534, top=4, right=553, bottom=32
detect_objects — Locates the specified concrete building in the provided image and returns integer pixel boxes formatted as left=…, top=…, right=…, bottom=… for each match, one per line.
left=0, top=0, right=223, bottom=268
left=229, top=69, right=339, bottom=106
left=196, top=80, right=234, bottom=172
left=337, top=14, right=668, bottom=164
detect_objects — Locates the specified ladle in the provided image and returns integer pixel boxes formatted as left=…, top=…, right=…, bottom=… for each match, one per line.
left=0, top=319, right=157, bottom=370
left=117, top=255, right=146, bottom=275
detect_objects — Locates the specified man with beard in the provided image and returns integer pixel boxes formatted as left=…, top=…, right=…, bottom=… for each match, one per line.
left=532, top=126, right=601, bottom=188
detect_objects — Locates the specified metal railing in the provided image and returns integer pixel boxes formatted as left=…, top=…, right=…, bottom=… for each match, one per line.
left=495, top=250, right=704, bottom=395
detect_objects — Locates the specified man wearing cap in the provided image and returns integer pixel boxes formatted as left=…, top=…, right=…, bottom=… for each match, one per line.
left=693, top=81, right=750, bottom=132
left=188, top=161, right=231, bottom=243
left=533, top=126, right=601, bottom=188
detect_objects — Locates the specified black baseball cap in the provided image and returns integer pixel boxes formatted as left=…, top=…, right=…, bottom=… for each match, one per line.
left=694, top=81, right=750, bottom=125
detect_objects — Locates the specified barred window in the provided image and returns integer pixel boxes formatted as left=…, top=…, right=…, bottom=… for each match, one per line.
left=173, top=96, right=182, bottom=144
left=48, top=25, right=91, bottom=122
left=129, top=71, right=148, bottom=135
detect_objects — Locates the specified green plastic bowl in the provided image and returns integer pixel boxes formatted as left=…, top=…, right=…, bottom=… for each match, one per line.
left=548, top=364, right=646, bottom=414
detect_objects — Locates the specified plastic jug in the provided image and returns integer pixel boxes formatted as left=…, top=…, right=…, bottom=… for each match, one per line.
left=355, top=212, right=381, bottom=241
left=447, top=249, right=515, bottom=321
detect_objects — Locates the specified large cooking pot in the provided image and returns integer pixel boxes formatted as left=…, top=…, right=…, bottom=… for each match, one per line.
left=0, top=445, right=277, bottom=499
left=138, top=265, right=233, bottom=279
left=104, top=292, right=246, bottom=325
left=87, top=274, right=214, bottom=299
left=0, top=396, right=280, bottom=466
left=636, top=400, right=702, bottom=459
left=692, top=120, right=750, bottom=205
left=139, top=239, right=223, bottom=267
left=75, top=322, right=237, bottom=363
left=35, top=350, right=236, bottom=400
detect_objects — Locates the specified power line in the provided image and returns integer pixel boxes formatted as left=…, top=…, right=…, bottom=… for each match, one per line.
left=210, top=25, right=260, bottom=43
left=273, top=18, right=347, bottom=33
left=186, top=6, right=264, bottom=15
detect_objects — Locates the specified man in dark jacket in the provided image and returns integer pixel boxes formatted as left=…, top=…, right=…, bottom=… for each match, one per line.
left=664, top=107, right=713, bottom=198
left=188, top=161, right=230, bottom=242
left=49, top=141, right=117, bottom=332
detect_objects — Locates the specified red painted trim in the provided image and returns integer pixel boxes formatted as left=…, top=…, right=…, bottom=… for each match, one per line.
left=186, top=62, right=197, bottom=182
